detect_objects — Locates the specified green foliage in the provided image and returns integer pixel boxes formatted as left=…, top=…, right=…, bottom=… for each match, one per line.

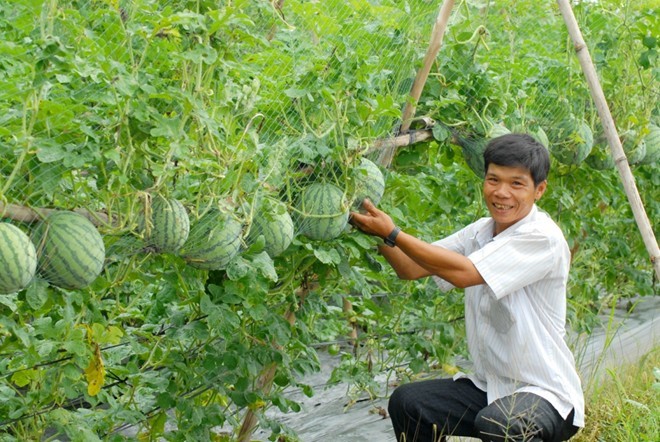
left=0, top=0, right=657, bottom=440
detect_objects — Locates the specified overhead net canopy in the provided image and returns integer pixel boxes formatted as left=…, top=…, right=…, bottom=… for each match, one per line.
left=0, top=1, right=656, bottom=243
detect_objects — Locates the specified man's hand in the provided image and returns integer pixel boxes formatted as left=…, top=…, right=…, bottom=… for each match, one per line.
left=349, top=199, right=396, bottom=239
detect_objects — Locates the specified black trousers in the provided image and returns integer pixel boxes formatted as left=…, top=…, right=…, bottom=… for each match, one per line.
left=388, top=378, right=579, bottom=442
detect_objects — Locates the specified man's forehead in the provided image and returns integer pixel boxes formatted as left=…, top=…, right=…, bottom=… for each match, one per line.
left=486, top=163, right=533, bottom=179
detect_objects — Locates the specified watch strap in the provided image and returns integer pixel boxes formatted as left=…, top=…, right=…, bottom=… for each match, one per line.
left=384, top=226, right=401, bottom=247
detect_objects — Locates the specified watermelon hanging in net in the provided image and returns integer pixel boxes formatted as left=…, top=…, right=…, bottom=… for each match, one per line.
left=549, top=117, right=594, bottom=166
left=181, top=209, right=243, bottom=270
left=351, top=158, right=385, bottom=209
left=0, top=222, right=37, bottom=294
left=247, top=199, right=294, bottom=258
left=640, top=123, right=660, bottom=165
left=140, top=195, right=190, bottom=253
left=296, top=183, right=349, bottom=241
left=32, top=211, right=105, bottom=290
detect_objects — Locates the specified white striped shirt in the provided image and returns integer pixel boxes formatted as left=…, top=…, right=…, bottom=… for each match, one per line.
left=432, top=205, right=585, bottom=427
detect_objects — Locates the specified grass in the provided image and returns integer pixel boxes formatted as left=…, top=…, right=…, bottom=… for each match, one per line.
left=573, top=347, right=659, bottom=442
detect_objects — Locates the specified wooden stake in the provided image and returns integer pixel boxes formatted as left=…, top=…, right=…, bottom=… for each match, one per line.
left=377, top=0, right=455, bottom=167
left=343, top=297, right=358, bottom=349
left=236, top=279, right=314, bottom=442
left=366, top=129, right=435, bottom=155
left=0, top=201, right=113, bottom=227
left=556, top=0, right=660, bottom=279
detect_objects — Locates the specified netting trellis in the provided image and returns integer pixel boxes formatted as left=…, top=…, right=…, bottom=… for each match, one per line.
left=0, top=0, right=657, bottom=440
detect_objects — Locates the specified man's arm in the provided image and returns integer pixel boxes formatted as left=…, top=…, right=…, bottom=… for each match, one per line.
left=375, top=243, right=432, bottom=280
left=351, top=200, right=484, bottom=288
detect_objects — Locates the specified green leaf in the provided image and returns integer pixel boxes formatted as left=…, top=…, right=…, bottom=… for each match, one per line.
left=25, top=281, right=49, bottom=310
left=251, top=251, right=278, bottom=281
left=313, top=247, right=341, bottom=265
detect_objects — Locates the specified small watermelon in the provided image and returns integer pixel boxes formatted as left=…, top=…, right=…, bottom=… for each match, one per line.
left=512, top=122, right=550, bottom=149
left=247, top=199, right=294, bottom=258
left=32, top=211, right=105, bottom=290
left=585, top=139, right=615, bottom=170
left=0, top=223, right=37, bottom=294
left=351, top=158, right=385, bottom=209
left=181, top=209, right=242, bottom=270
left=549, top=118, right=593, bottom=165
left=622, top=130, right=647, bottom=165
left=140, top=195, right=189, bottom=253
left=530, top=126, right=550, bottom=148
left=296, top=182, right=349, bottom=241
left=640, top=124, right=660, bottom=165
left=456, top=122, right=511, bottom=178
left=488, top=122, right=511, bottom=139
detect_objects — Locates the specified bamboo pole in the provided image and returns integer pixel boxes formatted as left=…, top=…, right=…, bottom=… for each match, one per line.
left=556, top=0, right=660, bottom=279
left=0, top=200, right=113, bottom=227
left=378, top=0, right=455, bottom=167
left=367, top=128, right=435, bottom=155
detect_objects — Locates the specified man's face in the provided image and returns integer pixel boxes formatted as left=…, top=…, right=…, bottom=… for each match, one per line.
left=483, top=163, right=547, bottom=235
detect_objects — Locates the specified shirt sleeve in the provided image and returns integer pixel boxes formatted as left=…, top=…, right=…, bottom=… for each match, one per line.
left=430, top=228, right=469, bottom=292
left=468, top=230, right=556, bottom=299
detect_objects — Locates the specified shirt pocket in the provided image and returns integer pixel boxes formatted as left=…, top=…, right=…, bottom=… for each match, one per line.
left=479, top=289, right=515, bottom=334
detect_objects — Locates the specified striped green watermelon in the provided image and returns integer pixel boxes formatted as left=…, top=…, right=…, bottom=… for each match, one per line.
left=530, top=126, right=549, bottom=149
left=457, top=122, right=511, bottom=178
left=247, top=199, right=294, bottom=257
left=32, top=211, right=105, bottom=290
left=296, top=182, right=349, bottom=241
left=549, top=118, right=593, bottom=165
left=351, top=158, right=385, bottom=209
left=181, top=209, right=243, bottom=270
left=622, top=131, right=647, bottom=165
left=141, top=195, right=189, bottom=253
left=640, top=124, right=660, bottom=165
left=0, top=223, right=37, bottom=294
left=585, top=138, right=615, bottom=170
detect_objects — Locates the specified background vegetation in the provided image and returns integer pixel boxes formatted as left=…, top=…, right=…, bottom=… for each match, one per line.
left=0, top=0, right=657, bottom=440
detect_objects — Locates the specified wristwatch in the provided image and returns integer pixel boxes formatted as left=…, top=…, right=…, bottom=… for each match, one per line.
left=384, top=226, right=401, bottom=247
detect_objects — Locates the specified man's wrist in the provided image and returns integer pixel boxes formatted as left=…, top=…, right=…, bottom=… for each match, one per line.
left=383, top=226, right=401, bottom=247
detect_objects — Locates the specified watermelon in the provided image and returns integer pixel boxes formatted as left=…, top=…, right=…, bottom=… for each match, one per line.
left=585, top=139, right=615, bottom=170
left=622, top=131, right=647, bottom=165
left=0, top=223, right=37, bottom=294
left=181, top=209, right=243, bottom=270
left=32, top=211, right=105, bottom=290
left=351, top=158, right=385, bottom=209
left=489, top=122, right=511, bottom=139
left=456, top=122, right=510, bottom=178
left=640, top=124, right=660, bottom=165
left=296, top=182, right=349, bottom=241
left=549, top=118, right=593, bottom=165
left=247, top=199, right=294, bottom=257
left=141, top=195, right=189, bottom=253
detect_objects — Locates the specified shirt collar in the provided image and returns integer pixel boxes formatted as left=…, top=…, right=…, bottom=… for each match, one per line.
left=473, top=204, right=539, bottom=247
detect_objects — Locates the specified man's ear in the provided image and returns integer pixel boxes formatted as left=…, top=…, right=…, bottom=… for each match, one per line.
left=535, top=180, right=548, bottom=200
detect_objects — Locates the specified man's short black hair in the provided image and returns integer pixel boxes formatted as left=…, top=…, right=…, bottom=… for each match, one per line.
left=483, top=133, right=550, bottom=185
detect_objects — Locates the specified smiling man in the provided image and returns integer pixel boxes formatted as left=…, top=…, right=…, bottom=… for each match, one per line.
left=349, top=134, right=584, bottom=442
